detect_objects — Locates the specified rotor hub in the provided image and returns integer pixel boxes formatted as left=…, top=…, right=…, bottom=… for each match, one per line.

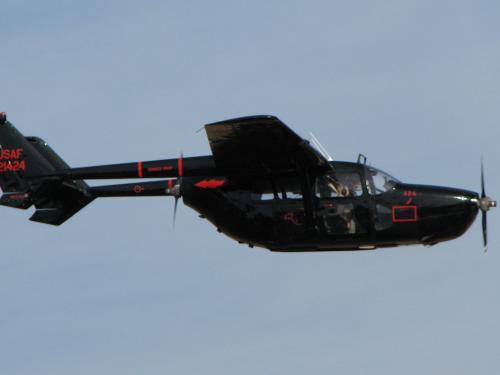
left=478, top=196, right=497, bottom=212
left=166, top=183, right=181, bottom=197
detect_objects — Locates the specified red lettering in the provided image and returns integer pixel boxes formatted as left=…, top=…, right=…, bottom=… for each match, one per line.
left=0, top=160, right=26, bottom=173
left=0, top=148, right=23, bottom=160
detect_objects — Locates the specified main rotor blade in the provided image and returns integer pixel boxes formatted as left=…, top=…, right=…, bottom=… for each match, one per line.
left=481, top=158, right=485, bottom=198
left=482, top=211, right=488, bottom=253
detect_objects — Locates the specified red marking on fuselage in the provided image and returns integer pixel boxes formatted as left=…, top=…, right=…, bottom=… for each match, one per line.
left=284, top=212, right=300, bottom=225
left=133, top=185, right=144, bottom=194
left=0, top=148, right=23, bottom=160
left=405, top=198, right=413, bottom=205
left=137, top=161, right=143, bottom=178
left=147, top=167, right=161, bottom=173
left=162, top=166, right=174, bottom=171
left=0, top=160, right=26, bottom=173
left=392, top=205, right=418, bottom=223
left=195, top=179, right=226, bottom=189
left=167, top=179, right=174, bottom=190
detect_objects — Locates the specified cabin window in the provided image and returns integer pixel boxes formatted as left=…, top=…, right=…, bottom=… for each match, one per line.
left=277, top=177, right=303, bottom=200
left=251, top=180, right=279, bottom=201
left=315, top=171, right=363, bottom=198
left=280, top=185, right=302, bottom=200
left=251, top=177, right=304, bottom=201
left=251, top=192, right=275, bottom=201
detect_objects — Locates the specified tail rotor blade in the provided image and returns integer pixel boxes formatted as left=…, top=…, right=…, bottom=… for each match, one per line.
left=173, top=196, right=179, bottom=229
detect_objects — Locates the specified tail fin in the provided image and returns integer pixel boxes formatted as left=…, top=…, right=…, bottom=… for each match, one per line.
left=0, top=113, right=94, bottom=225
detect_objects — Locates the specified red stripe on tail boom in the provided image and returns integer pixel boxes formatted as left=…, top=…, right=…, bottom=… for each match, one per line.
left=137, top=161, right=143, bottom=178
left=178, top=155, right=183, bottom=177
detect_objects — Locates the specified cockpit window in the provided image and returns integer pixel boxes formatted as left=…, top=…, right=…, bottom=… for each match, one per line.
left=316, top=171, right=363, bottom=198
left=366, top=167, right=399, bottom=195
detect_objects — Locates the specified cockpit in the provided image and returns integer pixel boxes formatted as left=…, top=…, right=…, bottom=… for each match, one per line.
left=242, top=162, right=402, bottom=236
left=313, top=164, right=401, bottom=235
left=315, top=166, right=400, bottom=199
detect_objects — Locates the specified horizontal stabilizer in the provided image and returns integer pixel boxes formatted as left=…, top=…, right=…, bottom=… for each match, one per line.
left=30, top=196, right=94, bottom=225
left=28, top=179, right=95, bottom=225
left=0, top=190, right=32, bottom=209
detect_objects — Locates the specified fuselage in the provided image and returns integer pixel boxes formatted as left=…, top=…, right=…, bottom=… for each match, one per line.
left=182, top=161, right=479, bottom=251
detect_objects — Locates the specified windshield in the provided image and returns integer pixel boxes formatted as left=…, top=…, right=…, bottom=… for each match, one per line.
left=366, top=167, right=400, bottom=195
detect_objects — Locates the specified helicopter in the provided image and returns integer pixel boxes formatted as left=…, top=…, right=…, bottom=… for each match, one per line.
left=0, top=112, right=496, bottom=252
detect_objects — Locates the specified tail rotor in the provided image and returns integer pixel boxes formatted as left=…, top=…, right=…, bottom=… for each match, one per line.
left=168, top=152, right=183, bottom=228
left=170, top=180, right=181, bottom=228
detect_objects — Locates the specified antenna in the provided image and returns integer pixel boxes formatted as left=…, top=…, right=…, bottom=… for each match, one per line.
left=309, top=133, right=333, bottom=161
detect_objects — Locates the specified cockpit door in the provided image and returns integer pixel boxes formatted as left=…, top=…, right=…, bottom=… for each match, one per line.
left=364, top=166, right=401, bottom=231
left=315, top=170, right=371, bottom=237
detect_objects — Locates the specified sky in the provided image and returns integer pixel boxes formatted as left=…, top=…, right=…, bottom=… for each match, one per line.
left=1, top=1, right=500, bottom=374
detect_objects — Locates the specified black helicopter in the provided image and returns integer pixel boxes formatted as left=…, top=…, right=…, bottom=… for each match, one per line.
left=0, top=112, right=496, bottom=252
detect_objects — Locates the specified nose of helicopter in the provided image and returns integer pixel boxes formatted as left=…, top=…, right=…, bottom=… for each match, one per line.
left=415, top=186, right=480, bottom=244
left=450, top=188, right=480, bottom=230
left=455, top=187, right=480, bottom=218
left=458, top=189, right=481, bottom=225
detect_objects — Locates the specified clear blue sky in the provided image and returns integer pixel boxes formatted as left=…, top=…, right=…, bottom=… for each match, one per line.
left=1, top=1, right=500, bottom=374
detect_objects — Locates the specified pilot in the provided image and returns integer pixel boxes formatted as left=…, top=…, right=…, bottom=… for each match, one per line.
left=326, top=175, right=350, bottom=197
left=346, top=179, right=362, bottom=197
left=383, top=177, right=393, bottom=192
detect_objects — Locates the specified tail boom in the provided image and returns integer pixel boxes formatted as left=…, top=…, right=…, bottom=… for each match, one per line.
left=88, top=180, right=178, bottom=197
left=34, top=156, right=215, bottom=180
